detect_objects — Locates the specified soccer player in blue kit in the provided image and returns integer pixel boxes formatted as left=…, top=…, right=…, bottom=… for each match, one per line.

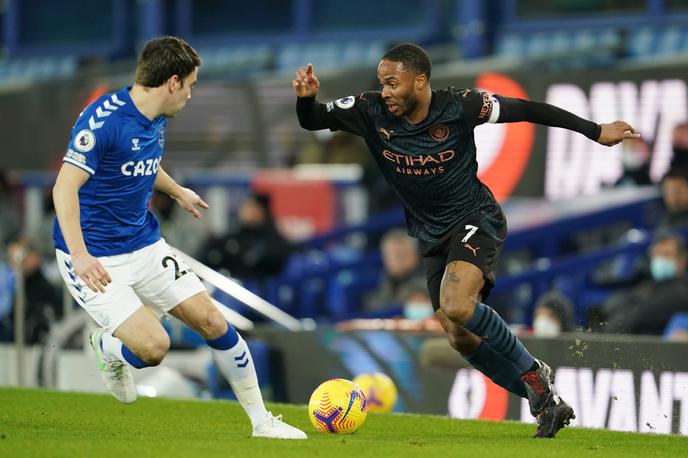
left=293, top=43, right=639, bottom=438
left=53, top=36, right=306, bottom=439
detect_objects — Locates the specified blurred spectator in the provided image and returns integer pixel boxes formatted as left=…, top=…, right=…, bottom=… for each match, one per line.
left=601, top=230, right=688, bottom=335
left=0, top=169, right=21, bottom=250
left=614, top=138, right=652, bottom=187
left=657, top=167, right=688, bottom=229
left=362, top=229, right=427, bottom=313
left=2, top=238, right=63, bottom=343
left=531, top=291, right=576, bottom=337
left=402, top=288, right=434, bottom=322
left=670, top=121, right=688, bottom=169
left=199, top=192, right=293, bottom=281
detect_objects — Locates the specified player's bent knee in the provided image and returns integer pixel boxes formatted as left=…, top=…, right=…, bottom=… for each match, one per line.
left=192, top=308, right=227, bottom=340
left=441, top=294, right=477, bottom=326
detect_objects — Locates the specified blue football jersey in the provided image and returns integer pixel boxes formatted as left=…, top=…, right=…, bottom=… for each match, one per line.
left=53, top=87, right=166, bottom=256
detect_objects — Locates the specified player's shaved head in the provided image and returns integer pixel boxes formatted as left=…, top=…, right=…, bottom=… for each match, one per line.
left=135, top=36, right=201, bottom=88
left=381, top=43, right=431, bottom=80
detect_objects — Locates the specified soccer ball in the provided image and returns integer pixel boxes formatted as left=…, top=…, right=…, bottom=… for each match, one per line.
left=308, top=378, right=368, bottom=433
left=352, top=372, right=398, bottom=412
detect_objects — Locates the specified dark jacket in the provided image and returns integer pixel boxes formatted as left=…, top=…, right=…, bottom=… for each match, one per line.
left=200, top=220, right=293, bottom=281
left=603, top=276, right=688, bottom=335
left=362, top=264, right=427, bottom=312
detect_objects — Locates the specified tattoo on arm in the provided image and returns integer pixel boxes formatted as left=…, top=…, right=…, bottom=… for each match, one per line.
left=445, top=272, right=461, bottom=284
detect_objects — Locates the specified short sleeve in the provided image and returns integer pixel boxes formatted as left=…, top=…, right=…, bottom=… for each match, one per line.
left=320, top=93, right=371, bottom=136
left=62, top=114, right=113, bottom=175
left=453, top=88, right=498, bottom=129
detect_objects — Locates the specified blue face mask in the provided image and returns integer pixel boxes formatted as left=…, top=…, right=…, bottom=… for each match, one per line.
left=403, top=302, right=435, bottom=321
left=650, top=256, right=678, bottom=282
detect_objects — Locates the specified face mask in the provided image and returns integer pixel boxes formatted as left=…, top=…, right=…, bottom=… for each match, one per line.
left=532, top=316, right=561, bottom=338
left=650, top=256, right=678, bottom=282
left=403, top=302, right=434, bottom=321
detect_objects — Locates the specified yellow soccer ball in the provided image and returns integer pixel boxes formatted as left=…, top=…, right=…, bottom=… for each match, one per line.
left=352, top=372, right=398, bottom=412
left=308, top=378, right=368, bottom=433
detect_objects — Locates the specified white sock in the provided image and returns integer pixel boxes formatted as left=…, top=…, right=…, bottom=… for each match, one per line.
left=210, top=336, right=269, bottom=429
left=100, top=332, right=126, bottom=363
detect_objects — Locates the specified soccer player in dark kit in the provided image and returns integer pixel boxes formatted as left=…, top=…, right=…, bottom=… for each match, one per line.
left=293, top=43, right=639, bottom=438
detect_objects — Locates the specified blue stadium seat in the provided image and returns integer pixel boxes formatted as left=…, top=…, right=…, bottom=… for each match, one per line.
left=496, top=28, right=620, bottom=63
left=276, top=41, right=384, bottom=73
left=627, top=25, right=688, bottom=60
left=325, top=266, right=380, bottom=321
left=663, top=312, right=688, bottom=339
left=193, top=45, right=272, bottom=77
left=0, top=56, right=77, bottom=87
left=495, top=33, right=524, bottom=58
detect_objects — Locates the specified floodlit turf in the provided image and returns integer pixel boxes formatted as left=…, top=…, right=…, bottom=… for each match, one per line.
left=0, top=388, right=685, bottom=458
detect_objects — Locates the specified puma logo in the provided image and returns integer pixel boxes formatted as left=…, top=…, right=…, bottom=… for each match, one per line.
left=464, top=243, right=480, bottom=256
left=378, top=127, right=393, bottom=140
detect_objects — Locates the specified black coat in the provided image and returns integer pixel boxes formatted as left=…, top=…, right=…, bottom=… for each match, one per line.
left=603, top=276, right=688, bottom=335
left=200, top=220, right=294, bottom=281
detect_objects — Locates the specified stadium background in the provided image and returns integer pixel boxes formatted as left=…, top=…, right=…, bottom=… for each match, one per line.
left=2, top=0, right=688, bottom=439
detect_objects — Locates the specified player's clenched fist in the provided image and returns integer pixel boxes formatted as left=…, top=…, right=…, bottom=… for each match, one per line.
left=292, top=63, right=320, bottom=97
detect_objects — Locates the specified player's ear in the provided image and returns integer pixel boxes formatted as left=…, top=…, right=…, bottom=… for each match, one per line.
left=166, top=75, right=180, bottom=93
left=415, top=74, right=427, bottom=90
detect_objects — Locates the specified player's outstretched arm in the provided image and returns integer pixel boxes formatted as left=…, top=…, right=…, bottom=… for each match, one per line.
left=53, top=164, right=112, bottom=293
left=492, top=96, right=640, bottom=146
left=155, top=166, right=209, bottom=219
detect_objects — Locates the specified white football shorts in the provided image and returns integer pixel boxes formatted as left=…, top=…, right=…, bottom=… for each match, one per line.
left=56, top=238, right=206, bottom=333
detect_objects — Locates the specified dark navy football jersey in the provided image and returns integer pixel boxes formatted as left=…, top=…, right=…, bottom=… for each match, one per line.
left=318, top=88, right=503, bottom=243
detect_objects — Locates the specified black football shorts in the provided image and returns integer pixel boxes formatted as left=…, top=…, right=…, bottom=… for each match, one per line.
left=420, top=210, right=507, bottom=311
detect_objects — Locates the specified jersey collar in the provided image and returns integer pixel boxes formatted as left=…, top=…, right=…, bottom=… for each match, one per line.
left=398, top=91, right=438, bottom=131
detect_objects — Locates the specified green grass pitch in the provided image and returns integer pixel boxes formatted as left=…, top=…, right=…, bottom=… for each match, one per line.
left=0, top=388, right=685, bottom=458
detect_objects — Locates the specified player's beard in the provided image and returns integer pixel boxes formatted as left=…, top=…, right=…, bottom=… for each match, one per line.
left=400, top=92, right=418, bottom=118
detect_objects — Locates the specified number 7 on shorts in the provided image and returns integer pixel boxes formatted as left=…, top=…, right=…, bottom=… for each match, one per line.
left=461, top=224, right=478, bottom=243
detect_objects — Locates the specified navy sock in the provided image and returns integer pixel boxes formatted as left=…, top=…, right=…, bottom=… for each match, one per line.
left=465, top=341, right=527, bottom=398
left=205, top=323, right=239, bottom=350
left=463, top=303, right=535, bottom=374
left=121, top=344, right=149, bottom=369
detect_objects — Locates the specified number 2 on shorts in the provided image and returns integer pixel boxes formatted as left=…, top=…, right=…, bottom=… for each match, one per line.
left=162, top=255, right=188, bottom=280
left=461, top=224, right=478, bottom=243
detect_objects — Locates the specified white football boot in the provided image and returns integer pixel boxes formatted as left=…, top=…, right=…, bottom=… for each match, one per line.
left=89, top=328, right=137, bottom=404
left=252, top=412, right=307, bottom=439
